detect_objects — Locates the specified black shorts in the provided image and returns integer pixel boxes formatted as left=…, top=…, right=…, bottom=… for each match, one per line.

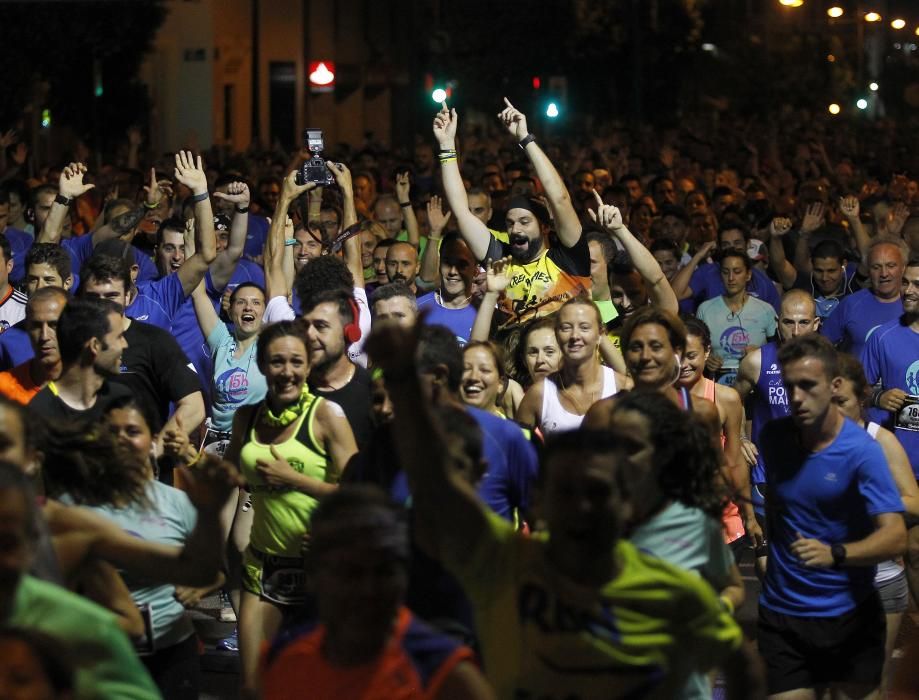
left=757, top=595, right=886, bottom=694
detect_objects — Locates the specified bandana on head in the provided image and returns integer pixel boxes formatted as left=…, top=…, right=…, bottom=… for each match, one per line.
left=506, top=196, right=550, bottom=226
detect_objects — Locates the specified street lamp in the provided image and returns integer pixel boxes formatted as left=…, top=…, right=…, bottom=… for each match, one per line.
left=856, top=98, right=869, bottom=109
left=864, top=12, right=881, bottom=22
left=870, top=82, right=879, bottom=91
left=827, top=6, right=844, bottom=18
left=828, top=103, right=841, bottom=115
left=778, top=0, right=803, bottom=6
left=891, top=18, right=906, bottom=30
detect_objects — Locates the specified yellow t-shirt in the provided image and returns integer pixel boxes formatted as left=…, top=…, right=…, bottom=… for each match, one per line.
left=443, top=513, right=741, bottom=700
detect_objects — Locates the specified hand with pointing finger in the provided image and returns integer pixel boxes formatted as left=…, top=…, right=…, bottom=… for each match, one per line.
left=587, top=189, right=625, bottom=233
left=256, top=445, right=299, bottom=488
left=497, top=97, right=529, bottom=141
left=432, top=101, right=457, bottom=150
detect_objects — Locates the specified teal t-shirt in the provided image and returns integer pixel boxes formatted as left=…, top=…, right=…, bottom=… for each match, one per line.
left=630, top=501, right=735, bottom=700
left=207, top=323, right=267, bottom=432
left=696, top=295, right=777, bottom=371
left=10, top=574, right=161, bottom=699
left=88, top=481, right=198, bottom=649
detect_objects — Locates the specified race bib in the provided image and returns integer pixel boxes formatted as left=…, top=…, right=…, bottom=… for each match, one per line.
left=260, top=555, right=306, bottom=606
left=895, top=396, right=919, bottom=432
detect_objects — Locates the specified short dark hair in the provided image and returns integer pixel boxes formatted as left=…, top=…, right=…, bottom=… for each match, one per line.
left=539, top=429, right=628, bottom=492
left=256, top=320, right=307, bottom=367
left=416, top=324, right=463, bottom=393
left=650, top=238, right=679, bottom=255
left=585, top=231, right=616, bottom=267
left=811, top=239, right=846, bottom=264
left=294, top=254, right=353, bottom=309
left=26, top=243, right=72, bottom=282
left=79, top=255, right=132, bottom=295
left=228, top=282, right=266, bottom=306
left=718, top=249, right=752, bottom=271
left=300, top=288, right=355, bottom=334
left=370, top=282, right=417, bottom=314
left=777, top=333, right=838, bottom=379
left=156, top=216, right=186, bottom=248
left=56, top=296, right=122, bottom=364
left=717, top=220, right=750, bottom=243
left=836, top=354, right=870, bottom=410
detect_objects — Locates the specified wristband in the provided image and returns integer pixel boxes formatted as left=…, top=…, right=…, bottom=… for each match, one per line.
left=718, top=595, right=735, bottom=616
left=285, top=238, right=297, bottom=247
left=54, top=193, right=72, bottom=207
left=143, top=200, right=159, bottom=210
left=871, top=386, right=885, bottom=408
left=235, top=205, right=249, bottom=214
left=518, top=133, right=536, bottom=149
left=189, top=191, right=209, bottom=203
left=399, top=201, right=412, bottom=208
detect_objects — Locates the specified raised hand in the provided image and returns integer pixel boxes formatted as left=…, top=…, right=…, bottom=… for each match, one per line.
left=325, top=161, right=353, bottom=193
left=395, top=171, right=411, bottom=202
left=173, top=151, right=208, bottom=196
left=769, top=217, right=792, bottom=238
left=838, top=195, right=860, bottom=220
left=143, top=167, right=174, bottom=206
left=280, top=169, right=316, bottom=204
left=432, top=102, right=458, bottom=149
left=588, top=189, right=625, bottom=232
left=0, top=130, right=15, bottom=149
left=497, top=97, right=529, bottom=141
left=213, top=181, right=251, bottom=207
left=800, top=202, right=825, bottom=235
left=427, top=195, right=451, bottom=236
left=485, top=256, right=512, bottom=294
left=886, top=201, right=910, bottom=238
left=58, top=162, right=96, bottom=200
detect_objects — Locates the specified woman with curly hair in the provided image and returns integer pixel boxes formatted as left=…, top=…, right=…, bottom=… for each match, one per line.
left=610, top=389, right=743, bottom=700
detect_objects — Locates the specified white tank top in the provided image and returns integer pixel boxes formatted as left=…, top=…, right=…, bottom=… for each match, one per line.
left=866, top=421, right=905, bottom=585
left=540, top=366, right=619, bottom=435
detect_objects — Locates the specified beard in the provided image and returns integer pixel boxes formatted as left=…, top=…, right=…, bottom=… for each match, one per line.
left=508, top=234, right=543, bottom=262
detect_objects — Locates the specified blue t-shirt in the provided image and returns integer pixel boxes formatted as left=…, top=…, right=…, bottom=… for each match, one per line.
left=0, top=324, right=32, bottom=371
left=750, top=342, right=790, bottom=489
left=821, top=288, right=903, bottom=358
left=129, top=273, right=187, bottom=330
left=4, top=226, right=32, bottom=283
left=687, top=263, right=781, bottom=313
left=86, top=480, right=197, bottom=648
left=389, top=406, right=538, bottom=521
left=759, top=417, right=904, bottom=616
left=64, top=235, right=157, bottom=283
left=206, top=323, right=266, bottom=432
left=244, top=214, right=269, bottom=259
left=417, top=292, right=477, bottom=346
left=861, top=319, right=919, bottom=475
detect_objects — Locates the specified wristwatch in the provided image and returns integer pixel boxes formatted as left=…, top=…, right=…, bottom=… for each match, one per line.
left=518, top=133, right=536, bottom=149
left=831, top=543, right=847, bottom=568
left=54, top=193, right=72, bottom=206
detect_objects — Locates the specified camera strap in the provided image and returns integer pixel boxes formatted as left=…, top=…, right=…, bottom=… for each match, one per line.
left=326, top=222, right=362, bottom=255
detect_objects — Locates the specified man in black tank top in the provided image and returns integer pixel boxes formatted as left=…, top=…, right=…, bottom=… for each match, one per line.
left=301, top=289, right=373, bottom=448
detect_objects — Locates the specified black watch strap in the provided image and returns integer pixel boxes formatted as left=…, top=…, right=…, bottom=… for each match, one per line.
left=518, top=133, right=536, bottom=149
left=54, top=193, right=72, bottom=206
left=831, top=543, right=847, bottom=568
left=235, top=205, right=249, bottom=214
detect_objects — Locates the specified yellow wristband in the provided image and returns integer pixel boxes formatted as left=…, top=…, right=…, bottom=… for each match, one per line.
left=719, top=595, right=735, bottom=616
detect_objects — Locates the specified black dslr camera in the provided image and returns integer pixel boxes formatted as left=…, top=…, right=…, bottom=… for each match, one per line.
left=297, top=128, right=335, bottom=186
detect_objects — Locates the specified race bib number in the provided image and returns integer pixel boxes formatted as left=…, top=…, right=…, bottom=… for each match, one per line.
left=260, top=556, right=306, bottom=606
left=895, top=396, right=919, bottom=432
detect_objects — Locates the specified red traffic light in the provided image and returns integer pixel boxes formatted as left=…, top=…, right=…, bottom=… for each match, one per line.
left=532, top=76, right=541, bottom=90
left=308, top=61, right=335, bottom=92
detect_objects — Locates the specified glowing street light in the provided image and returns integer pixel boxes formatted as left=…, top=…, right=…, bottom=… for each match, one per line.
left=869, top=82, right=879, bottom=91
left=864, top=12, right=881, bottom=22
left=546, top=102, right=560, bottom=119
left=779, top=0, right=803, bottom=6
left=891, top=18, right=906, bottom=30
left=431, top=88, right=447, bottom=103
left=856, top=98, right=869, bottom=110
left=828, top=103, right=841, bottom=115
left=827, top=6, right=844, bottom=18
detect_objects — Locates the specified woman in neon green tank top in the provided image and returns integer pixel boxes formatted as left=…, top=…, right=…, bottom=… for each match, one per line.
left=223, top=321, right=357, bottom=696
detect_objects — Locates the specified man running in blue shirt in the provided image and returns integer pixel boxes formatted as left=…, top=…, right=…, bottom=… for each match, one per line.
left=757, top=334, right=905, bottom=698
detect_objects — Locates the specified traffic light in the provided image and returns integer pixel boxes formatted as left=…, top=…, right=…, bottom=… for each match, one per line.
left=546, top=102, right=560, bottom=118
left=308, top=61, right=336, bottom=94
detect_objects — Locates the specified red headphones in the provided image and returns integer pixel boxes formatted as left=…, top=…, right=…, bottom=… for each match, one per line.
left=344, top=297, right=362, bottom=344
